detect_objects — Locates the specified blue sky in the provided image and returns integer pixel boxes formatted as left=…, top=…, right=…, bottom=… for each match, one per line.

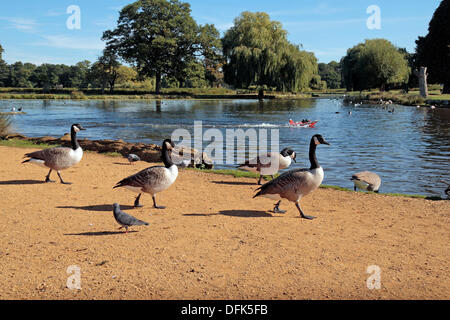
left=0, top=0, right=441, bottom=65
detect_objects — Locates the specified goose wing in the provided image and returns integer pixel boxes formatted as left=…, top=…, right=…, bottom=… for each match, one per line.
left=114, top=166, right=166, bottom=189
left=24, top=147, right=72, bottom=161
left=254, top=168, right=309, bottom=199
left=351, top=171, right=381, bottom=185
left=238, top=152, right=278, bottom=169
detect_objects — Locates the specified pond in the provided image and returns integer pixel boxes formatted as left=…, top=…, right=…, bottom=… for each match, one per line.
left=2, top=98, right=449, bottom=197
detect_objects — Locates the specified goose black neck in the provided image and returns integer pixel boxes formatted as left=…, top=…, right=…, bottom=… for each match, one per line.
left=71, top=127, right=80, bottom=150
left=162, top=143, right=173, bottom=168
left=309, top=138, right=320, bottom=170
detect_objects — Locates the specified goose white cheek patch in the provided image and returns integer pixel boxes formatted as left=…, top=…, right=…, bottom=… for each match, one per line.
left=314, top=137, right=320, bottom=145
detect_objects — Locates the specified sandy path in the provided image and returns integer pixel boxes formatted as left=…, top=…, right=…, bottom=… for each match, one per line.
left=0, top=146, right=448, bottom=300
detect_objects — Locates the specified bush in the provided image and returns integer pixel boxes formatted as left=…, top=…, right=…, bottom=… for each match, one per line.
left=70, top=91, right=87, bottom=100
left=0, top=114, right=11, bottom=136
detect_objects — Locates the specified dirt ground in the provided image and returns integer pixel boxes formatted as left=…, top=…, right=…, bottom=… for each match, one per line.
left=0, top=146, right=448, bottom=300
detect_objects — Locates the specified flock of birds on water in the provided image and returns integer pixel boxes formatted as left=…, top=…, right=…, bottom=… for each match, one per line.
left=21, top=123, right=448, bottom=233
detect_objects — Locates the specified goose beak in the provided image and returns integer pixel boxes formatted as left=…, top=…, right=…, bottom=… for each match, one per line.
left=293, top=154, right=297, bottom=163
left=79, top=125, right=86, bottom=131
left=322, top=139, right=330, bottom=145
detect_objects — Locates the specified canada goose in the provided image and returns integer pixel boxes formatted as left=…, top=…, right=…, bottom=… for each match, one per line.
left=253, top=134, right=330, bottom=220
left=351, top=171, right=381, bottom=193
left=127, top=154, right=140, bottom=164
left=114, top=139, right=178, bottom=209
left=22, top=124, right=86, bottom=184
left=113, top=203, right=149, bottom=233
left=238, top=147, right=296, bottom=185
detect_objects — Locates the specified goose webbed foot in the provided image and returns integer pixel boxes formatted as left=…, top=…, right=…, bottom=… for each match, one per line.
left=134, top=194, right=143, bottom=208
left=272, top=201, right=286, bottom=214
left=296, top=202, right=316, bottom=220
left=152, top=196, right=165, bottom=210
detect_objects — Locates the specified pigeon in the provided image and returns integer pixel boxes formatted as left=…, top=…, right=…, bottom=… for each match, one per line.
left=127, top=154, right=140, bottom=165
left=113, top=203, right=149, bottom=233
left=178, top=159, right=191, bottom=169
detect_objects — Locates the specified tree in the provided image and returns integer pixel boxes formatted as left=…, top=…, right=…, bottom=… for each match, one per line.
left=318, top=61, right=342, bottom=89
left=415, top=0, right=450, bottom=93
left=222, top=11, right=319, bottom=95
left=97, top=49, right=121, bottom=93
left=59, top=61, right=91, bottom=88
left=0, top=44, right=9, bottom=87
left=30, top=64, right=62, bottom=90
left=103, top=0, right=200, bottom=93
left=341, top=39, right=409, bottom=91
left=198, top=24, right=224, bottom=87
left=7, top=62, right=36, bottom=87
left=116, top=65, right=137, bottom=86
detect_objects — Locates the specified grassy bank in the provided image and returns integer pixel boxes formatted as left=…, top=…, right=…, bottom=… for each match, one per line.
left=0, top=87, right=312, bottom=101
left=1, top=137, right=446, bottom=201
left=189, top=168, right=445, bottom=200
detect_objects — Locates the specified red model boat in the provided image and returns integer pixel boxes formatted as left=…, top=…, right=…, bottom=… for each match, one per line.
left=289, top=119, right=318, bottom=128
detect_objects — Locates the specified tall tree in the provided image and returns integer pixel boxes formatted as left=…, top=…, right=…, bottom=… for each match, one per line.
left=222, top=11, right=318, bottom=95
left=0, top=44, right=8, bottom=87
left=198, top=24, right=224, bottom=87
left=7, top=62, right=36, bottom=87
left=103, top=0, right=200, bottom=93
left=415, top=0, right=450, bottom=93
left=341, top=39, right=409, bottom=91
left=98, top=49, right=121, bottom=93
left=30, top=64, right=62, bottom=90
left=318, top=61, right=342, bottom=89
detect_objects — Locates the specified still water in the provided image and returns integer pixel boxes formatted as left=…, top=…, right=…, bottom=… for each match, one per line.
left=2, top=98, right=449, bottom=197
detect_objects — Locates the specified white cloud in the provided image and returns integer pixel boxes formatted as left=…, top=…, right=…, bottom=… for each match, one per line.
left=0, top=17, right=39, bottom=32
left=35, top=35, right=105, bottom=51
left=270, top=3, right=349, bottom=17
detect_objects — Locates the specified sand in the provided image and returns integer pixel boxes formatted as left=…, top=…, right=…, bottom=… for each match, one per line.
left=0, top=146, right=448, bottom=300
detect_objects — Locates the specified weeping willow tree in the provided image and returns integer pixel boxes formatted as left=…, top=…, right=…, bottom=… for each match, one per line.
left=222, top=12, right=318, bottom=95
left=341, top=39, right=409, bottom=91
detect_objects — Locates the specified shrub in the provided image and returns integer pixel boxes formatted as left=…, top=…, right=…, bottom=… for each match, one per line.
left=0, top=114, right=12, bottom=136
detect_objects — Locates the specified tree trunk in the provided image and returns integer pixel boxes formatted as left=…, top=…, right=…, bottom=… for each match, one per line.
left=155, top=72, right=161, bottom=94
left=258, top=88, right=264, bottom=101
left=415, top=67, right=428, bottom=98
left=443, top=81, right=450, bottom=94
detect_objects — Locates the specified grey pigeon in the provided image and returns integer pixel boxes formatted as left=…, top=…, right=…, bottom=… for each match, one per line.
left=127, top=154, right=140, bottom=164
left=113, top=203, right=149, bottom=233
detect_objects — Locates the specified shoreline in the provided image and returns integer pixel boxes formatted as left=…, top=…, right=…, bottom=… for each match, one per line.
left=0, top=145, right=448, bottom=299
left=0, top=136, right=446, bottom=201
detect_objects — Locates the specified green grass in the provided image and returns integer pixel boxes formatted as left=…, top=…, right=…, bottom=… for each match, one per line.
left=100, top=151, right=123, bottom=158
left=190, top=168, right=445, bottom=200
left=0, top=138, right=58, bottom=149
